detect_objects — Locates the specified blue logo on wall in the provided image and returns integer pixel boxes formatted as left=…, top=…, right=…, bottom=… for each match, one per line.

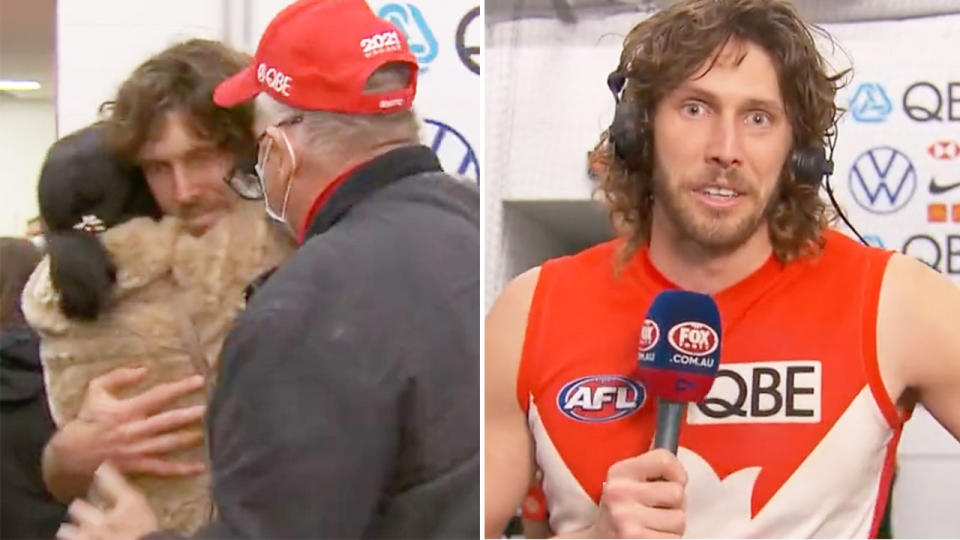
left=848, top=146, right=917, bottom=214
left=423, top=119, right=479, bottom=184
left=378, top=3, right=438, bottom=72
left=850, top=83, right=892, bottom=122
left=863, top=234, right=886, bottom=248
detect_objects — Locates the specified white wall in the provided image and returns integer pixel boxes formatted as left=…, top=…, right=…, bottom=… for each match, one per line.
left=0, top=97, right=55, bottom=237
left=56, top=0, right=224, bottom=137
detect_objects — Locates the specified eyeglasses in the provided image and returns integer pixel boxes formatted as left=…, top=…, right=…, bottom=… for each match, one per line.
left=223, top=115, right=304, bottom=200
left=223, top=156, right=263, bottom=200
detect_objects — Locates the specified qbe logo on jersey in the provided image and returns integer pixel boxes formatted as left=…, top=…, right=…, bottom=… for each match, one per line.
left=557, top=375, right=646, bottom=423
left=848, top=146, right=917, bottom=214
left=686, top=360, right=822, bottom=425
left=377, top=3, right=437, bottom=71
left=423, top=119, right=479, bottom=184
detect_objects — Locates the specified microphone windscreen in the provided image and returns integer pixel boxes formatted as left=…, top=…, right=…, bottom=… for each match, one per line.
left=637, top=289, right=722, bottom=402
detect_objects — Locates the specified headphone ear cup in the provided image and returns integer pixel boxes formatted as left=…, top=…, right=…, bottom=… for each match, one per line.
left=790, top=146, right=832, bottom=187
left=610, top=100, right=646, bottom=166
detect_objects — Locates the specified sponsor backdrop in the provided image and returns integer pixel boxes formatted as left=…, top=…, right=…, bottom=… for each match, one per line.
left=56, top=0, right=481, bottom=185
left=832, top=41, right=959, bottom=285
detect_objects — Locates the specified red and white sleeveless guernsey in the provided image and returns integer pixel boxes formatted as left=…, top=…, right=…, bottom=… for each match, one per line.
left=516, top=230, right=908, bottom=538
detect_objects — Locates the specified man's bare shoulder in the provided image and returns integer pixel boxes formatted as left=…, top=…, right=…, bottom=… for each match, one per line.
left=878, top=252, right=960, bottom=401
left=486, top=266, right=543, bottom=386
left=490, top=267, right=542, bottom=319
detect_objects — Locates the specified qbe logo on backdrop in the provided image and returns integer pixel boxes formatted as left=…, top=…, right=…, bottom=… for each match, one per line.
left=903, top=81, right=960, bottom=122
left=455, top=6, right=480, bottom=75
left=848, top=146, right=917, bottom=214
left=378, top=3, right=437, bottom=72
left=423, top=119, right=479, bottom=184
left=849, top=83, right=892, bottom=122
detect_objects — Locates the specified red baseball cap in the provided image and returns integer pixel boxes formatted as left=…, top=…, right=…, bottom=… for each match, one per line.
left=214, top=0, right=418, bottom=113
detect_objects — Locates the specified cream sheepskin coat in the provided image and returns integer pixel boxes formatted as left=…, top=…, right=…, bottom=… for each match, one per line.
left=21, top=201, right=293, bottom=535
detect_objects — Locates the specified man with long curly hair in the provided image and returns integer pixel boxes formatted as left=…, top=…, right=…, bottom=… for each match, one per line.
left=486, top=0, right=960, bottom=538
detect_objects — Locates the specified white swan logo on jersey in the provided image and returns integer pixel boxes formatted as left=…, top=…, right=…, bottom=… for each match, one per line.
left=687, top=360, right=822, bottom=424
left=556, top=375, right=646, bottom=422
left=668, top=321, right=718, bottom=356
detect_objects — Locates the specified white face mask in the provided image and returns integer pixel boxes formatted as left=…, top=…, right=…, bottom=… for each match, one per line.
left=255, top=129, right=297, bottom=229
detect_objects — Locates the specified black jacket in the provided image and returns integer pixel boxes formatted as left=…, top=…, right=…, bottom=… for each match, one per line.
left=184, top=145, right=479, bottom=538
left=0, top=326, right=67, bottom=539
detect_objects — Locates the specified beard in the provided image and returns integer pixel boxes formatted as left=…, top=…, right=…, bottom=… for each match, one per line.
left=652, top=162, right=780, bottom=255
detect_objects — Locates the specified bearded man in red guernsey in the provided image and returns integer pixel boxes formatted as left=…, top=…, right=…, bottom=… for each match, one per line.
left=485, top=0, right=960, bottom=538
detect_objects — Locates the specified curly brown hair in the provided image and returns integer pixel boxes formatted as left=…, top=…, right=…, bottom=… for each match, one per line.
left=100, top=39, right=255, bottom=163
left=588, top=0, right=848, bottom=263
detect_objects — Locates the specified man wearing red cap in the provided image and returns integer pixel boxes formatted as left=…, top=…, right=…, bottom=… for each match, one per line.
left=56, top=1, right=480, bottom=539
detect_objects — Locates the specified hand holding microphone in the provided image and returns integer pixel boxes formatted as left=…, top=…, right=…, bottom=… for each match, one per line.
left=590, top=449, right=688, bottom=539
left=638, top=290, right=722, bottom=454
left=587, top=290, right=721, bottom=538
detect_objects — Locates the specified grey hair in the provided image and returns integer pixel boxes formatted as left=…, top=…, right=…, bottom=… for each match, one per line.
left=255, top=62, right=420, bottom=160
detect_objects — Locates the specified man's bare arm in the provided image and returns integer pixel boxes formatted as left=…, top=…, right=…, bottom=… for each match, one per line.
left=878, top=253, right=960, bottom=440
left=43, top=367, right=207, bottom=502
left=485, top=268, right=541, bottom=537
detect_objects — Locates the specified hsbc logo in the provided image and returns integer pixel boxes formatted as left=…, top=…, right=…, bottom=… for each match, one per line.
left=928, top=140, right=960, bottom=161
left=257, top=63, right=292, bottom=96
left=848, top=146, right=917, bottom=214
left=557, top=375, right=646, bottom=423
left=687, top=361, right=822, bottom=424
left=667, top=322, right=718, bottom=356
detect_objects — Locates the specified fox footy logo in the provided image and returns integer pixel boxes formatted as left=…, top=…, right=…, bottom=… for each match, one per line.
left=668, top=321, right=719, bottom=356
left=557, top=375, right=646, bottom=422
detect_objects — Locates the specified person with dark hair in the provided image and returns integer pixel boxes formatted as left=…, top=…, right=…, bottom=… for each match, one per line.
left=0, top=237, right=67, bottom=540
left=35, top=123, right=161, bottom=320
left=27, top=38, right=293, bottom=535
left=22, top=120, right=290, bottom=534
left=485, top=0, right=959, bottom=538
left=57, top=1, right=479, bottom=539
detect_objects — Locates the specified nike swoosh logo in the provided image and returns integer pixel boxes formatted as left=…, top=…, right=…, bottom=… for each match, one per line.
left=928, top=177, right=960, bottom=194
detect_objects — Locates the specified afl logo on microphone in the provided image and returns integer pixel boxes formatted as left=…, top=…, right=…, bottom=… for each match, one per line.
left=639, top=319, right=660, bottom=352
left=668, top=322, right=718, bottom=356
left=557, top=375, right=646, bottom=423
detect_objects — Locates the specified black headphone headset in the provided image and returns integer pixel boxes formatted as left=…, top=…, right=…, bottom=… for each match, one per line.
left=604, top=69, right=868, bottom=244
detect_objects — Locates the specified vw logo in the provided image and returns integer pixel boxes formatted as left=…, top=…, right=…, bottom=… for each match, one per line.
left=422, top=119, right=479, bottom=184
left=848, top=146, right=917, bottom=214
